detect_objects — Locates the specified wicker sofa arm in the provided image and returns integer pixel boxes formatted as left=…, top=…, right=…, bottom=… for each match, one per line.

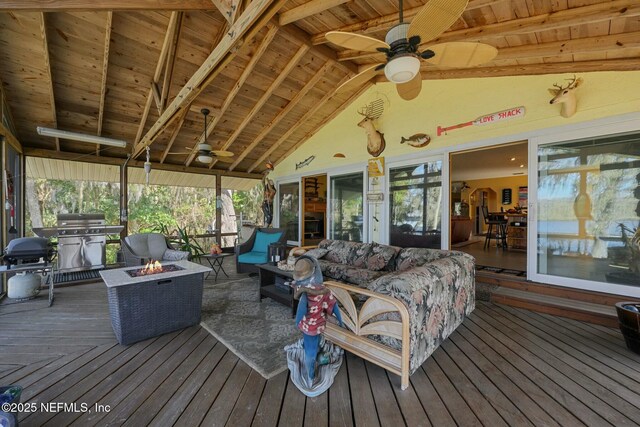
left=323, top=280, right=411, bottom=390
left=120, top=239, right=148, bottom=266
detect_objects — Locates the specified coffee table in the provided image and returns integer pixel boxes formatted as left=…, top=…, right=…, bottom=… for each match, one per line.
left=257, top=263, right=297, bottom=318
left=201, top=253, right=233, bottom=281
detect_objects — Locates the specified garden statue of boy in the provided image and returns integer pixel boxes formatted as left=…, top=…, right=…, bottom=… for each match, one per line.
left=285, top=255, right=344, bottom=396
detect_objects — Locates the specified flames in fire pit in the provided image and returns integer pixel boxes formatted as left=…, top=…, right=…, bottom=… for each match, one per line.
left=125, top=261, right=185, bottom=278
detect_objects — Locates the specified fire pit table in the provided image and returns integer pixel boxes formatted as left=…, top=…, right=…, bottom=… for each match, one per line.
left=100, top=260, right=211, bottom=345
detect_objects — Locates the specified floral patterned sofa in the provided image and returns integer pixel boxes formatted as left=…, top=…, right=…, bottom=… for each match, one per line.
left=305, top=239, right=475, bottom=390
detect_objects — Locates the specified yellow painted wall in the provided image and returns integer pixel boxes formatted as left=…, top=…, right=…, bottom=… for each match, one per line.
left=271, top=71, right=640, bottom=178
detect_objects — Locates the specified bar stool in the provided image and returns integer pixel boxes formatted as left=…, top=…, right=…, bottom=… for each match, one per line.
left=482, top=206, right=508, bottom=249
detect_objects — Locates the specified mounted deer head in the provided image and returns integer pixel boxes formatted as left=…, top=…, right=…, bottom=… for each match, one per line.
left=357, top=112, right=386, bottom=157
left=548, top=75, right=583, bottom=118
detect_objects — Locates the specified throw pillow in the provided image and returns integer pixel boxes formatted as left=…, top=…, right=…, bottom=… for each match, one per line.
left=251, top=231, right=282, bottom=252
left=304, top=248, right=328, bottom=259
left=365, top=242, right=400, bottom=271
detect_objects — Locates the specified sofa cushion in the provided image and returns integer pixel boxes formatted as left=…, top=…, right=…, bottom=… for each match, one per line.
left=395, top=247, right=452, bottom=271
left=321, top=240, right=356, bottom=264
left=251, top=231, right=282, bottom=252
left=317, top=259, right=384, bottom=287
left=304, top=248, right=328, bottom=259
left=365, top=242, right=400, bottom=271
left=352, top=243, right=373, bottom=268
left=238, top=251, right=268, bottom=264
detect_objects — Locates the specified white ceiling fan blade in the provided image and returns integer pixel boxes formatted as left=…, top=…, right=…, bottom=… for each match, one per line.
left=326, top=31, right=389, bottom=52
left=336, top=64, right=384, bottom=94
left=396, top=72, right=422, bottom=101
left=423, top=42, right=497, bottom=68
left=408, top=0, right=468, bottom=44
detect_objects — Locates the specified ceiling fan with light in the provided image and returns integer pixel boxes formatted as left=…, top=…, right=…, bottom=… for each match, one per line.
left=326, top=0, right=498, bottom=100
left=168, top=108, right=234, bottom=163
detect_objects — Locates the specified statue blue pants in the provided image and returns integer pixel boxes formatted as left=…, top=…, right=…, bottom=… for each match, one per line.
left=303, top=333, right=320, bottom=380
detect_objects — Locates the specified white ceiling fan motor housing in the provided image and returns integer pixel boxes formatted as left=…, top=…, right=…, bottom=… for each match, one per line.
left=385, top=22, right=410, bottom=45
left=384, top=23, right=420, bottom=84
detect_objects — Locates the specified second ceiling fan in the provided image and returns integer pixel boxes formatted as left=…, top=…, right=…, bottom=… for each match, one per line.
left=326, top=0, right=498, bottom=100
left=168, top=108, right=234, bottom=163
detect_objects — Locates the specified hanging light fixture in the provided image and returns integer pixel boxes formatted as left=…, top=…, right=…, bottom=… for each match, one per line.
left=197, top=108, right=213, bottom=164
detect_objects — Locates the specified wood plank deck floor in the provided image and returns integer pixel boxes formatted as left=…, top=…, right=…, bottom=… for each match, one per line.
left=1, top=271, right=640, bottom=426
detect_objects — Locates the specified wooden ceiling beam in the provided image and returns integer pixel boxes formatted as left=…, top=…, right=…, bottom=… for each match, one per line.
left=133, top=12, right=180, bottom=146
left=337, top=0, right=640, bottom=62
left=387, top=58, right=640, bottom=80
left=0, top=0, right=216, bottom=11
left=184, top=23, right=279, bottom=166
left=311, top=0, right=507, bottom=45
left=133, top=0, right=288, bottom=159
left=23, top=148, right=263, bottom=179
left=96, top=11, right=113, bottom=155
left=39, top=12, right=59, bottom=151
left=208, top=43, right=309, bottom=169
left=348, top=30, right=640, bottom=64
left=279, top=0, right=351, bottom=26
left=278, top=82, right=374, bottom=167
left=278, top=22, right=358, bottom=76
left=228, top=61, right=333, bottom=171
left=247, top=74, right=350, bottom=173
left=211, top=0, right=240, bottom=24
left=160, top=12, right=183, bottom=111
left=495, top=31, right=640, bottom=61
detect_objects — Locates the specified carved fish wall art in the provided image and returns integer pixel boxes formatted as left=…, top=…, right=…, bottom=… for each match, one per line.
left=295, top=155, right=315, bottom=170
left=400, top=133, right=431, bottom=148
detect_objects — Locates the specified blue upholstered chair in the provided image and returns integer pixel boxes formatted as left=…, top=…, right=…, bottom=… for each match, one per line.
left=236, top=228, right=286, bottom=273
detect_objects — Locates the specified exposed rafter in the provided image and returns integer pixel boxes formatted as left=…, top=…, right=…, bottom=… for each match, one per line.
left=279, top=0, right=351, bottom=26
left=96, top=11, right=113, bottom=155
left=247, top=74, right=350, bottom=173
left=208, top=44, right=310, bottom=169
left=211, top=0, right=240, bottom=24
left=337, top=0, right=640, bottom=62
left=39, top=12, right=59, bottom=151
left=133, top=0, right=288, bottom=159
left=228, top=61, right=333, bottom=171
left=184, top=23, right=280, bottom=166
left=402, top=58, right=640, bottom=80
left=160, top=12, right=183, bottom=110
left=0, top=0, right=216, bottom=11
left=278, top=22, right=358, bottom=76
left=133, top=12, right=180, bottom=146
left=311, top=0, right=507, bottom=45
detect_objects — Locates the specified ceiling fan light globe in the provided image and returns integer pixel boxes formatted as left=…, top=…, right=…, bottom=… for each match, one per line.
left=385, top=55, right=420, bottom=84
left=197, top=154, right=212, bottom=163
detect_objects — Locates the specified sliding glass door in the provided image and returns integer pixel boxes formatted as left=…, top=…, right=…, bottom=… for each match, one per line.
left=388, top=160, right=443, bottom=248
left=329, top=172, right=364, bottom=242
left=532, top=130, right=640, bottom=293
left=278, top=181, right=300, bottom=245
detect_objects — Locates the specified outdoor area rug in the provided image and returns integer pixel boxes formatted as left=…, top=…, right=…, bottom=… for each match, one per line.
left=200, top=277, right=299, bottom=379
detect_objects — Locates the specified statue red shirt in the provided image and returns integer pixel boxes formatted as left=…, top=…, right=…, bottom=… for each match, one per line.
left=297, top=291, right=337, bottom=336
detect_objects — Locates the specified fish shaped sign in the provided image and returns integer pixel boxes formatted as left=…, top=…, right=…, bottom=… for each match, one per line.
left=400, top=133, right=431, bottom=148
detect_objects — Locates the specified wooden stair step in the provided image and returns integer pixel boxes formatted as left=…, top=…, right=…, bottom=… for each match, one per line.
left=491, top=287, right=619, bottom=328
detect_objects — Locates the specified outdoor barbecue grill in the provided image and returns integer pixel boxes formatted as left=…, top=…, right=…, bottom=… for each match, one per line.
left=32, top=213, right=123, bottom=272
left=2, top=237, right=55, bottom=267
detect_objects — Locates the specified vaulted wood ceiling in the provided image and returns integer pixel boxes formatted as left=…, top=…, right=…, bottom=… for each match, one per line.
left=0, top=0, right=638, bottom=177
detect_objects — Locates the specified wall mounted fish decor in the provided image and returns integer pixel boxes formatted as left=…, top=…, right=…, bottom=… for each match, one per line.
left=296, top=155, right=315, bottom=170
left=400, top=133, right=431, bottom=148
